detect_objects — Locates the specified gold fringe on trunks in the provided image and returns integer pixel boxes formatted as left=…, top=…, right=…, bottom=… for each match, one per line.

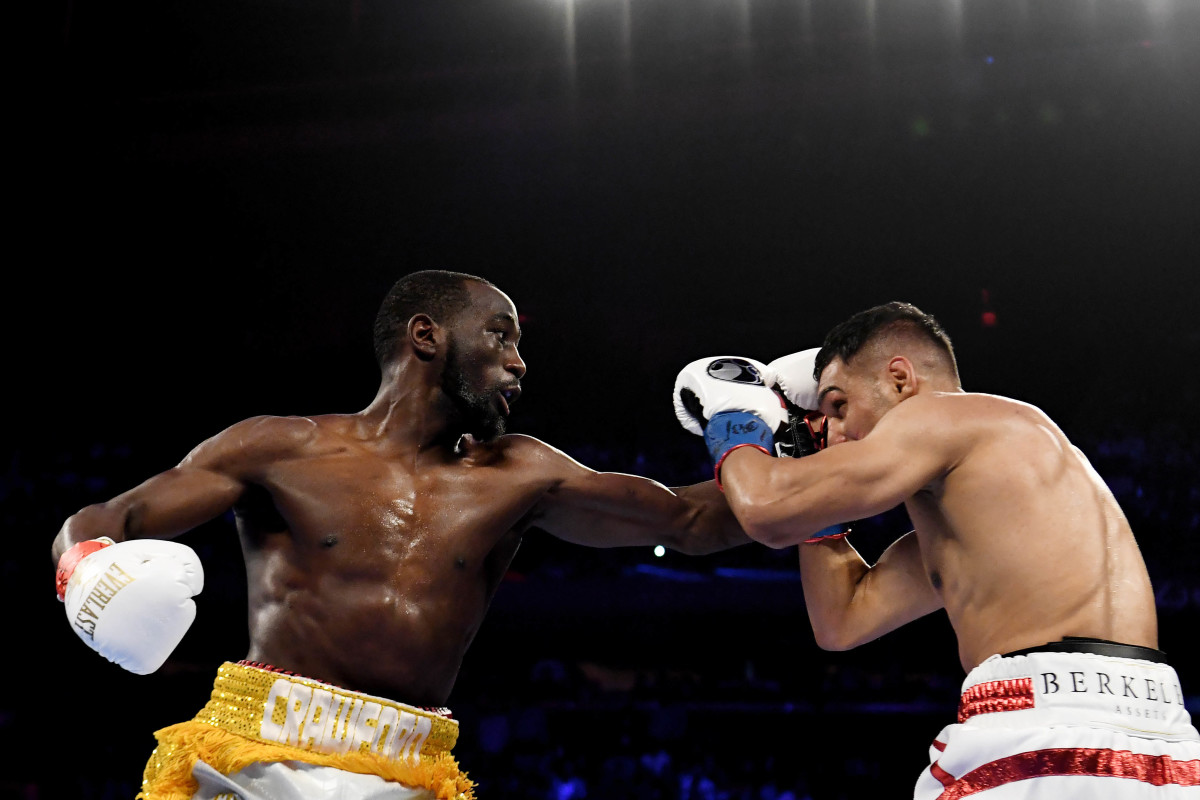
left=138, top=719, right=476, bottom=800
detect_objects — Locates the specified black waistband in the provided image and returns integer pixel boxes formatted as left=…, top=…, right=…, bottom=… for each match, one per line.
left=1001, top=636, right=1167, bottom=664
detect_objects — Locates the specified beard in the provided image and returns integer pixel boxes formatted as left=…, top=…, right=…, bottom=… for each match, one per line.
left=442, top=341, right=507, bottom=442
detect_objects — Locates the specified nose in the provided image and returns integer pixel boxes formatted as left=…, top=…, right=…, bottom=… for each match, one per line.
left=506, top=348, right=527, bottom=380
left=826, top=417, right=849, bottom=446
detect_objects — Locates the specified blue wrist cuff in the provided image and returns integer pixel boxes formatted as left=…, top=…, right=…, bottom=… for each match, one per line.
left=704, top=411, right=776, bottom=467
left=804, top=525, right=850, bottom=543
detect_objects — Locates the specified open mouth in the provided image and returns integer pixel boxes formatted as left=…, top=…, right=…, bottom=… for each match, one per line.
left=497, top=386, right=521, bottom=415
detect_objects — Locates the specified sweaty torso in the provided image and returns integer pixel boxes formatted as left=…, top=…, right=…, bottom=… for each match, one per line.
left=904, top=394, right=1157, bottom=672
left=224, top=415, right=554, bottom=706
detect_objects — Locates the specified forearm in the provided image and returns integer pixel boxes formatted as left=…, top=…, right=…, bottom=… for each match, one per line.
left=52, top=504, right=133, bottom=563
left=669, top=480, right=754, bottom=555
left=535, top=471, right=751, bottom=554
left=720, top=443, right=917, bottom=547
left=51, top=466, right=244, bottom=564
left=798, top=531, right=943, bottom=651
left=720, top=448, right=847, bottom=546
left=797, top=537, right=873, bottom=650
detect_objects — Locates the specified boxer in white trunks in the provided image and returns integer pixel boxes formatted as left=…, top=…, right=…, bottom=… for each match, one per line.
left=672, top=301, right=1200, bottom=797
left=52, top=270, right=755, bottom=800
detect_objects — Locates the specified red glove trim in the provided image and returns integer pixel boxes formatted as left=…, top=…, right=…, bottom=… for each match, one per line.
left=803, top=412, right=829, bottom=451
left=713, top=443, right=772, bottom=491
left=55, top=538, right=114, bottom=601
left=803, top=531, right=850, bottom=544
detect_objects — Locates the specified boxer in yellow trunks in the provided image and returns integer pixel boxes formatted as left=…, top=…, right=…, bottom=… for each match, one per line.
left=672, top=301, right=1200, bottom=797
left=52, top=270, right=755, bottom=799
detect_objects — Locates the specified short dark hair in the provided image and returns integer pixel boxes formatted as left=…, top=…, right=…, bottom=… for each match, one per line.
left=372, top=270, right=495, bottom=366
left=814, top=301, right=958, bottom=381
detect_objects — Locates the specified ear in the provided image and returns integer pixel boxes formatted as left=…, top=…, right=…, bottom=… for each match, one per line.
left=886, top=356, right=918, bottom=398
left=408, top=314, right=440, bottom=361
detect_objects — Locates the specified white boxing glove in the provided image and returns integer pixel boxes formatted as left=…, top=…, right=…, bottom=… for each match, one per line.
left=767, top=348, right=850, bottom=542
left=673, top=356, right=789, bottom=481
left=767, top=347, right=822, bottom=412
left=673, top=356, right=788, bottom=436
left=57, top=538, right=204, bottom=675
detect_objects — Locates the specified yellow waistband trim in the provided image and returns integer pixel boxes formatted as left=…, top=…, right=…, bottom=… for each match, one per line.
left=199, top=661, right=459, bottom=757
left=138, top=661, right=474, bottom=800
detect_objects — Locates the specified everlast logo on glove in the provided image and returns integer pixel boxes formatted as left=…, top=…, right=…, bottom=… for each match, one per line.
left=72, top=565, right=137, bottom=639
left=706, top=358, right=765, bottom=385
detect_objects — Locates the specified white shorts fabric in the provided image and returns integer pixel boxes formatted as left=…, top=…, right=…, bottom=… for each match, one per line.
left=191, top=759, right=435, bottom=800
left=914, top=646, right=1200, bottom=798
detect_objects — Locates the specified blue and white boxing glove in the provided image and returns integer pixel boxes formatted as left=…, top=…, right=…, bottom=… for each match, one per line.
left=673, top=356, right=789, bottom=487
left=767, top=348, right=850, bottom=543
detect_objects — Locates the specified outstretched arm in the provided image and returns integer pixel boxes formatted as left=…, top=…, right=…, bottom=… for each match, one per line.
left=521, top=439, right=751, bottom=555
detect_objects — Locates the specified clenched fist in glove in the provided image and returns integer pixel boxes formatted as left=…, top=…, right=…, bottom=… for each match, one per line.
left=673, top=356, right=788, bottom=485
left=56, top=538, right=204, bottom=674
left=768, top=347, right=828, bottom=457
left=767, top=348, right=850, bottom=543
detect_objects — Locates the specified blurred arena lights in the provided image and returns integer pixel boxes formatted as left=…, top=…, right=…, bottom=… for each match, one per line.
left=538, top=0, right=1190, bottom=76
left=980, top=289, right=998, bottom=328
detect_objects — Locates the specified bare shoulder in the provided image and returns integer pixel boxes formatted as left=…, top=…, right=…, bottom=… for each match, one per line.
left=470, top=433, right=576, bottom=466
left=891, top=391, right=1050, bottom=428
left=500, top=433, right=575, bottom=459
left=465, top=433, right=594, bottom=481
left=944, top=392, right=1058, bottom=431
left=181, top=413, right=353, bottom=470
left=868, top=391, right=1054, bottom=463
left=891, top=392, right=1067, bottom=460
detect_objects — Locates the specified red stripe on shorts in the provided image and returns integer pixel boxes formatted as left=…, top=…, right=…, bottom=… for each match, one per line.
left=957, top=677, right=1035, bottom=722
left=935, top=748, right=1200, bottom=799
left=929, top=760, right=956, bottom=789
left=928, top=739, right=954, bottom=787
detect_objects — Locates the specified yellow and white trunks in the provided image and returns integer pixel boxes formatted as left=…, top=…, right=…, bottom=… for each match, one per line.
left=916, top=641, right=1200, bottom=799
left=138, top=661, right=475, bottom=800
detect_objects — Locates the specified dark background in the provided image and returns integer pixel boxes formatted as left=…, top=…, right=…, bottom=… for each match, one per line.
left=8, top=0, right=1200, bottom=797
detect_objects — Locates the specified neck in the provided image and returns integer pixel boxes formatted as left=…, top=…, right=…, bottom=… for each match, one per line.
left=358, top=360, right=464, bottom=453
left=906, top=365, right=962, bottom=395
left=925, top=374, right=964, bottom=393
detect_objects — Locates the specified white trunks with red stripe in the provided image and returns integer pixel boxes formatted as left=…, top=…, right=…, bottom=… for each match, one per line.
left=915, top=642, right=1200, bottom=798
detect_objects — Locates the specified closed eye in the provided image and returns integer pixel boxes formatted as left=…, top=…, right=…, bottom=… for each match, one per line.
left=820, top=394, right=846, bottom=418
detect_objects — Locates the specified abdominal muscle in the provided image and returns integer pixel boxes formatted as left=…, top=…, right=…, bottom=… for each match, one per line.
left=243, top=551, right=493, bottom=706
